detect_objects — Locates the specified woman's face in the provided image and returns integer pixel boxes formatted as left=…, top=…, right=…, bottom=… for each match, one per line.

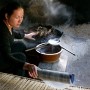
left=7, top=8, right=24, bottom=28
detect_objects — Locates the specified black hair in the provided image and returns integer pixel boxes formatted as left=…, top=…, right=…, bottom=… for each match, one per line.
left=0, top=1, right=24, bottom=21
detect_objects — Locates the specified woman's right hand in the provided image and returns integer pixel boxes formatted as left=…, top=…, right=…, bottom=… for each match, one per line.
left=24, top=32, right=39, bottom=40
left=23, top=62, right=38, bottom=78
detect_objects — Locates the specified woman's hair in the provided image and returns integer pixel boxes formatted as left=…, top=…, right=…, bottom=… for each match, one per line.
left=0, top=1, right=24, bottom=21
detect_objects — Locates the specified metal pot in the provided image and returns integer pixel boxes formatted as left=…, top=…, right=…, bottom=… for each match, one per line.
left=36, top=43, right=62, bottom=63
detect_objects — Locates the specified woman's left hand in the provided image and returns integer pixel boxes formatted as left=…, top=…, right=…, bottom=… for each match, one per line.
left=28, top=64, right=38, bottom=78
left=24, top=32, right=38, bottom=40
left=23, top=62, right=38, bottom=78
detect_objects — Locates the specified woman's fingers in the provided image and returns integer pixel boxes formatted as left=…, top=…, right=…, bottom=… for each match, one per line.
left=23, top=62, right=38, bottom=78
left=28, top=64, right=38, bottom=78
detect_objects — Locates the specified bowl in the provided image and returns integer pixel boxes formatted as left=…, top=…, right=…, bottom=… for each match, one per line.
left=36, top=43, right=62, bottom=63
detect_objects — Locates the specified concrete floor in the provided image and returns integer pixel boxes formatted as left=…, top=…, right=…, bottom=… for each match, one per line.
left=22, top=23, right=90, bottom=89
left=38, top=24, right=90, bottom=89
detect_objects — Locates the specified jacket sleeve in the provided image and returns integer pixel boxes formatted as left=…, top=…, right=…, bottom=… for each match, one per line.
left=0, top=29, right=25, bottom=69
left=12, top=29, right=25, bottom=39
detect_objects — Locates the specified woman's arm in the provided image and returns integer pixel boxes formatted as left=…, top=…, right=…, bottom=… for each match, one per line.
left=13, top=29, right=38, bottom=40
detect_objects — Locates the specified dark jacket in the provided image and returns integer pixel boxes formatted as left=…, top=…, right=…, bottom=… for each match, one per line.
left=0, top=21, right=25, bottom=71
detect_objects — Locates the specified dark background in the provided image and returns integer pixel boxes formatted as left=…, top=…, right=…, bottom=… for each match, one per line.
left=59, top=0, right=90, bottom=25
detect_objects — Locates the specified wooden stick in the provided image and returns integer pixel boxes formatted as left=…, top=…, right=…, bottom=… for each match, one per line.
left=25, top=43, right=48, bottom=52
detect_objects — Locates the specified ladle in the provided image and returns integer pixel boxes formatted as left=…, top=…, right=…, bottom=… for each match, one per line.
left=48, top=39, right=60, bottom=45
left=25, top=38, right=59, bottom=52
left=48, top=39, right=76, bottom=56
left=25, top=39, right=58, bottom=52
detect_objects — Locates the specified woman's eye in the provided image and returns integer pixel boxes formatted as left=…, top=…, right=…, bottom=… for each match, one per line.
left=15, top=17, right=19, bottom=19
left=15, top=16, right=23, bottom=19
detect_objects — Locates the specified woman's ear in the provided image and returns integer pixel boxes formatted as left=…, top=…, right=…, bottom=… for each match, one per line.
left=5, top=13, right=8, bottom=20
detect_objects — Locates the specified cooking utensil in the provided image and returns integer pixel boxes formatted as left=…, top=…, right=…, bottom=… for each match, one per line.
left=36, top=43, right=62, bottom=62
left=25, top=43, right=48, bottom=52
left=37, top=68, right=74, bottom=83
left=61, top=46, right=75, bottom=56
left=48, top=38, right=60, bottom=45
left=25, top=38, right=75, bottom=56
left=25, top=38, right=60, bottom=52
left=48, top=39, right=75, bottom=56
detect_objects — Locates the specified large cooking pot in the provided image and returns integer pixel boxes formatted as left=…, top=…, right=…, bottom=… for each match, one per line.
left=36, top=43, right=62, bottom=63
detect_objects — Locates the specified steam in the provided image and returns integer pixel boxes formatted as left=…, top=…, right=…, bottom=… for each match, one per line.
left=43, top=0, right=61, bottom=16
left=20, top=0, right=75, bottom=26
left=43, top=0, right=74, bottom=25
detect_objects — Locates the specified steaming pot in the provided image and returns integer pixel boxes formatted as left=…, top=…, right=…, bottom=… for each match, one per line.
left=36, top=43, right=62, bottom=63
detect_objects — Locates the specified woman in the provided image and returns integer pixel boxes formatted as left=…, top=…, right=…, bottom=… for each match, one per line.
left=0, top=1, right=38, bottom=78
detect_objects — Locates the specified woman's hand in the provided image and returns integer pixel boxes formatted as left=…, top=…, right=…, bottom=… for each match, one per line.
left=23, top=62, right=38, bottom=78
left=24, top=32, right=38, bottom=40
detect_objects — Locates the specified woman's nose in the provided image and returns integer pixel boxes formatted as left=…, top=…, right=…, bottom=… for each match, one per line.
left=19, top=19, right=23, bottom=23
